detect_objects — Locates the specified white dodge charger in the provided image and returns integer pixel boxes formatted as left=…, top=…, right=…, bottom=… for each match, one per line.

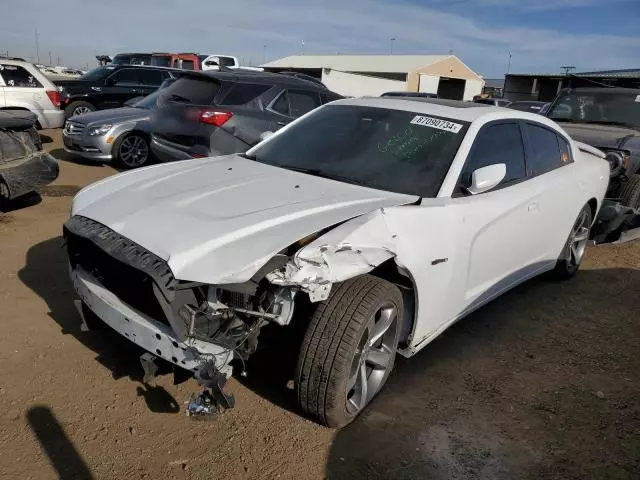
left=65, top=97, right=609, bottom=427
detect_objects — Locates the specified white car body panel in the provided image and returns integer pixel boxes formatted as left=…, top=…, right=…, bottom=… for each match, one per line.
left=69, top=98, right=610, bottom=359
left=0, top=59, right=64, bottom=128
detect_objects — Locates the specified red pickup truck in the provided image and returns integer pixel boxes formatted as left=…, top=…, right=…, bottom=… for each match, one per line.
left=150, top=53, right=201, bottom=70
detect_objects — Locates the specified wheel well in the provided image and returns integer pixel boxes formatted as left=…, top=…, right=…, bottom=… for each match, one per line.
left=587, top=198, right=598, bottom=221
left=369, top=259, right=417, bottom=347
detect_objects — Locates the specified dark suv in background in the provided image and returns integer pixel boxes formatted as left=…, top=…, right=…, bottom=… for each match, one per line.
left=547, top=87, right=640, bottom=208
left=54, top=65, right=179, bottom=119
left=150, top=70, right=342, bottom=161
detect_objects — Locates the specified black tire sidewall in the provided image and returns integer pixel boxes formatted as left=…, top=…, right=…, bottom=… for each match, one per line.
left=295, top=276, right=403, bottom=428
left=64, top=101, right=95, bottom=120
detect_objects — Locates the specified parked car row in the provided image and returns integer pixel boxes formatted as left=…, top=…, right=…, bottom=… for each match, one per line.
left=62, top=68, right=342, bottom=167
left=109, top=52, right=249, bottom=72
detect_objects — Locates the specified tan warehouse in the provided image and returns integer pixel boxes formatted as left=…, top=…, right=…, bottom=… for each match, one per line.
left=261, top=54, right=484, bottom=100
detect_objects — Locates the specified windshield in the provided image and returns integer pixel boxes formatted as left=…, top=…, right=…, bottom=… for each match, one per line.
left=248, top=105, right=469, bottom=198
left=81, top=66, right=114, bottom=82
left=548, top=90, right=640, bottom=129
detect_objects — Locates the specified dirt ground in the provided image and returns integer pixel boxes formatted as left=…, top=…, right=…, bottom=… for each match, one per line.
left=0, top=129, right=639, bottom=480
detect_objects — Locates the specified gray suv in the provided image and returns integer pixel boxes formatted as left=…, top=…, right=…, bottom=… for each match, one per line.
left=150, top=71, right=342, bottom=162
left=547, top=87, right=640, bottom=208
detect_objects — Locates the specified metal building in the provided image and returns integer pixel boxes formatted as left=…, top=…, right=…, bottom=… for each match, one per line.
left=261, top=54, right=484, bottom=100
left=504, top=68, right=640, bottom=102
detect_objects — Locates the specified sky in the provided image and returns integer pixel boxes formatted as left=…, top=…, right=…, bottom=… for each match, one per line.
left=0, top=0, right=638, bottom=77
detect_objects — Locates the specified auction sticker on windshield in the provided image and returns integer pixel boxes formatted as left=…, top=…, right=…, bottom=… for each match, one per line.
left=410, top=115, right=462, bottom=133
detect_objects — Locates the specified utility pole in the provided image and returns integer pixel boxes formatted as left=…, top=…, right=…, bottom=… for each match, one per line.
left=561, top=65, right=576, bottom=75
left=263, top=44, right=267, bottom=64
left=48, top=51, right=52, bottom=66
left=389, top=37, right=396, bottom=54
left=56, top=56, right=60, bottom=66
left=506, top=51, right=512, bottom=75
left=35, top=28, right=40, bottom=63
left=301, top=39, right=305, bottom=55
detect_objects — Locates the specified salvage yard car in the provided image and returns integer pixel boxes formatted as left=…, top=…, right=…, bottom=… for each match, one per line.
left=547, top=87, right=640, bottom=209
left=0, top=110, right=58, bottom=201
left=63, top=78, right=176, bottom=168
left=64, top=98, right=609, bottom=428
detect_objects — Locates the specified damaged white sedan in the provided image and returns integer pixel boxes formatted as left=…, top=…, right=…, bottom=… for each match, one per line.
left=65, top=98, right=609, bottom=427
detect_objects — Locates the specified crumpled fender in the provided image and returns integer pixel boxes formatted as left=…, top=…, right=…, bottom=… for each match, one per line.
left=267, top=209, right=397, bottom=302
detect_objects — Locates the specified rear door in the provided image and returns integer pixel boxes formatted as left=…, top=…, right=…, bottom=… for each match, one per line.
left=137, top=69, right=167, bottom=97
left=447, top=121, right=548, bottom=316
left=101, top=68, right=141, bottom=108
left=520, top=122, right=582, bottom=261
left=0, top=63, right=48, bottom=114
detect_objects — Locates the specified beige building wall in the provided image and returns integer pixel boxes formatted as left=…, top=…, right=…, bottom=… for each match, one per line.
left=406, top=56, right=483, bottom=92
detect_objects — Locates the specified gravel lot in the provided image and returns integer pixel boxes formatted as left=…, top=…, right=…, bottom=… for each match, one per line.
left=1, top=129, right=638, bottom=480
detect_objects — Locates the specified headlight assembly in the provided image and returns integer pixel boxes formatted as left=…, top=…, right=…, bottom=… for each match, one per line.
left=87, top=124, right=113, bottom=136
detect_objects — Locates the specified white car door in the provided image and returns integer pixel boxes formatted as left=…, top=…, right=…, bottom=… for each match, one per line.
left=520, top=122, right=585, bottom=262
left=0, top=63, right=46, bottom=114
left=446, top=121, right=550, bottom=318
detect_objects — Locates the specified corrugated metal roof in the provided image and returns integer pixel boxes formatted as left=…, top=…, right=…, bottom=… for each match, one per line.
left=507, top=68, right=640, bottom=79
left=261, top=54, right=451, bottom=73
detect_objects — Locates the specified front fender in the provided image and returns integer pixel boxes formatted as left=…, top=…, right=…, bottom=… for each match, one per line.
left=267, top=210, right=398, bottom=302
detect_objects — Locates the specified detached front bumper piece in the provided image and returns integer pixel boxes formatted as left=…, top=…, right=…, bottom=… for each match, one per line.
left=591, top=199, right=640, bottom=245
left=71, top=266, right=233, bottom=376
left=0, top=151, right=59, bottom=199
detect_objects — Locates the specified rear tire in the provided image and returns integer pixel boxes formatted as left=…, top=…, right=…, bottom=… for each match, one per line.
left=553, top=204, right=592, bottom=280
left=295, top=275, right=403, bottom=428
left=620, top=174, right=640, bottom=209
left=64, top=101, right=95, bottom=119
left=113, top=132, right=150, bottom=169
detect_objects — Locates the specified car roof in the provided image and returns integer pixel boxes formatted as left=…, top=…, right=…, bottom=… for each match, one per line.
left=333, top=97, right=558, bottom=125
left=181, top=70, right=328, bottom=89
left=0, top=59, right=35, bottom=67
left=103, top=64, right=182, bottom=73
left=566, top=87, right=640, bottom=94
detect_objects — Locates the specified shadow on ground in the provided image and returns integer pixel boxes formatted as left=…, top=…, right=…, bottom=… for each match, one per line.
left=18, top=236, right=180, bottom=413
left=0, top=191, right=42, bottom=213
left=326, top=267, right=640, bottom=480
left=27, top=405, right=95, bottom=479
left=39, top=134, right=54, bottom=144
left=49, top=148, right=108, bottom=167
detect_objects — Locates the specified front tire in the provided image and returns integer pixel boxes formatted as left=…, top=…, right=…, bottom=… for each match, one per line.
left=64, top=101, right=95, bottom=119
left=553, top=204, right=592, bottom=280
left=295, top=275, right=403, bottom=428
left=113, top=132, right=150, bottom=169
left=620, top=174, right=640, bottom=209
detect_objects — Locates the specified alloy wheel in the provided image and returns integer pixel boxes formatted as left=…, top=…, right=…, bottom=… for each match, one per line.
left=72, top=106, right=92, bottom=116
left=346, top=302, right=398, bottom=414
left=119, top=135, right=149, bottom=168
left=566, top=209, right=590, bottom=267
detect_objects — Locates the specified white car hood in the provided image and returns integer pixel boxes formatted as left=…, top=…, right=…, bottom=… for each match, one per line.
left=72, top=155, right=418, bottom=283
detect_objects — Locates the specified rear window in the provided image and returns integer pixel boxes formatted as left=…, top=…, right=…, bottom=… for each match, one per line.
left=219, top=83, right=271, bottom=106
left=160, top=76, right=221, bottom=105
left=180, top=60, right=195, bottom=70
left=0, top=65, right=42, bottom=88
left=150, top=56, right=171, bottom=67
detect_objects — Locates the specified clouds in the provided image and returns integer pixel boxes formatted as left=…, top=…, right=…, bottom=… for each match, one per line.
left=0, top=0, right=638, bottom=76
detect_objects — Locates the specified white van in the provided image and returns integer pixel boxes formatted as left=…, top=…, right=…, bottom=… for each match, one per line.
left=0, top=59, right=65, bottom=129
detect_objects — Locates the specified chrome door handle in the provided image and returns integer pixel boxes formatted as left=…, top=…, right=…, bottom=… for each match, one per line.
left=276, top=121, right=286, bottom=126
left=528, top=203, right=538, bottom=212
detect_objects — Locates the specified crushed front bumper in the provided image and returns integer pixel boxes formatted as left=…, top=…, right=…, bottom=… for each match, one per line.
left=0, top=151, right=59, bottom=199
left=592, top=199, right=640, bottom=245
left=71, top=266, right=233, bottom=376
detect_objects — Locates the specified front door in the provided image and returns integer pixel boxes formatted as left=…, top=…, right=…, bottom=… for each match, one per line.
left=101, top=68, right=141, bottom=109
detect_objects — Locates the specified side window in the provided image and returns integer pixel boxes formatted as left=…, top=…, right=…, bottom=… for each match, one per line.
left=271, top=92, right=290, bottom=116
left=287, top=90, right=321, bottom=117
left=138, top=69, right=163, bottom=86
left=462, top=123, right=526, bottom=190
left=219, top=83, right=271, bottom=106
left=108, top=69, right=138, bottom=85
left=0, top=65, right=42, bottom=88
left=524, top=124, right=565, bottom=176
left=181, top=60, right=195, bottom=70
left=557, top=135, right=573, bottom=165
